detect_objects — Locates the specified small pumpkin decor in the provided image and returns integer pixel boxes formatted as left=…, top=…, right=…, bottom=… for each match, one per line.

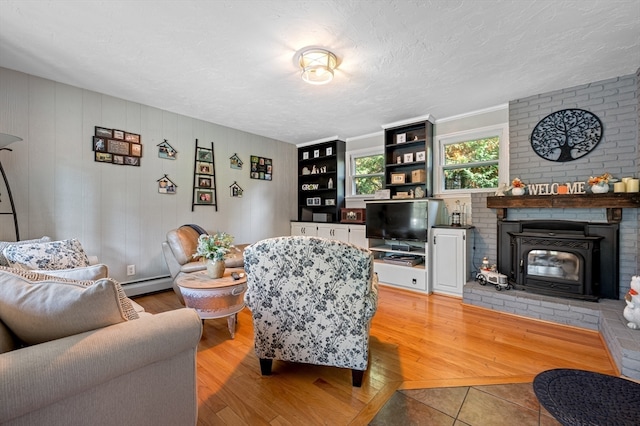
left=510, top=178, right=526, bottom=196
left=193, top=232, right=234, bottom=278
left=588, top=172, right=612, bottom=194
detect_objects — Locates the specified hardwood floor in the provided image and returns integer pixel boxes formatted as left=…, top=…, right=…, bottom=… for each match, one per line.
left=133, top=285, right=617, bottom=425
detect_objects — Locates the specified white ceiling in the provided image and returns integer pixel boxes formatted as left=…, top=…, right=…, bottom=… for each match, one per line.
left=0, top=1, right=638, bottom=145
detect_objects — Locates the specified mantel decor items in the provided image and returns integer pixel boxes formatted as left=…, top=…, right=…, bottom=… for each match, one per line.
left=530, top=108, right=603, bottom=162
left=502, top=172, right=640, bottom=196
left=93, top=126, right=142, bottom=166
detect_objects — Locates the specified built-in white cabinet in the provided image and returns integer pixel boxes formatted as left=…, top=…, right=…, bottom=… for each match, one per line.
left=290, top=222, right=317, bottom=236
left=317, top=224, right=350, bottom=242
left=290, top=222, right=366, bottom=248
left=431, top=226, right=473, bottom=297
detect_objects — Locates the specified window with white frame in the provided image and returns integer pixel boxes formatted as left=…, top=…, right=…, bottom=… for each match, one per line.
left=346, top=148, right=384, bottom=196
left=435, top=125, right=508, bottom=193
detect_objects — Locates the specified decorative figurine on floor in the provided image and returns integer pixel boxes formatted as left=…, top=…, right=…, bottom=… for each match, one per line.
left=623, top=276, right=640, bottom=330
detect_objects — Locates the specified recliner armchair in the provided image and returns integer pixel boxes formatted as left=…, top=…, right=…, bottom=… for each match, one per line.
left=243, top=236, right=378, bottom=387
left=162, top=224, right=247, bottom=304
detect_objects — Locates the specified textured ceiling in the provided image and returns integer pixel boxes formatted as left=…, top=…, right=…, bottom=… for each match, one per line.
left=0, top=0, right=638, bottom=144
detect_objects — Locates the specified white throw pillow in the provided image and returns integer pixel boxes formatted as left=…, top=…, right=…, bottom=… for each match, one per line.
left=0, top=267, right=138, bottom=345
left=0, top=236, right=51, bottom=267
left=2, top=238, right=90, bottom=270
left=33, top=264, right=109, bottom=281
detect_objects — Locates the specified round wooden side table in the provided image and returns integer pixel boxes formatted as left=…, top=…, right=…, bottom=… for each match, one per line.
left=176, top=267, right=247, bottom=339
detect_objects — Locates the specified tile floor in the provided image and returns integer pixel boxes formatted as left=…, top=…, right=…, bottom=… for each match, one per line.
left=370, top=382, right=562, bottom=426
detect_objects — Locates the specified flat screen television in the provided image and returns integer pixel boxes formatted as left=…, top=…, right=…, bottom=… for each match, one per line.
left=365, top=200, right=428, bottom=242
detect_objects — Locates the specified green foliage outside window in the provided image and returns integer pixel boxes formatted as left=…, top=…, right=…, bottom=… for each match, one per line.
left=353, top=154, right=384, bottom=195
left=443, top=137, right=500, bottom=189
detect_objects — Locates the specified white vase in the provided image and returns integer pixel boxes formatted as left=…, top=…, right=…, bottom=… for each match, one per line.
left=591, top=183, right=609, bottom=194
left=206, top=259, right=225, bottom=279
left=512, top=187, right=525, bottom=196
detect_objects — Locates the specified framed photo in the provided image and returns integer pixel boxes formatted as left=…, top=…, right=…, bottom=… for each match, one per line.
left=403, top=152, right=414, bottom=163
left=113, top=155, right=125, bottom=165
left=198, top=177, right=212, bottom=188
left=124, top=132, right=140, bottom=143
left=196, top=190, right=213, bottom=204
left=112, top=129, right=125, bottom=140
left=391, top=173, right=406, bottom=184
left=416, top=151, right=426, bottom=162
left=93, top=137, right=107, bottom=152
left=250, top=155, right=273, bottom=180
left=95, top=152, right=113, bottom=163
left=326, top=147, right=333, bottom=156
left=313, top=149, right=320, bottom=158
left=302, top=151, right=309, bottom=160
left=95, top=126, right=112, bottom=138
left=306, top=197, right=321, bottom=206
left=158, top=140, right=177, bottom=160
left=396, top=133, right=406, bottom=143
left=197, top=147, right=213, bottom=162
left=325, top=199, right=335, bottom=206
left=229, top=153, right=243, bottom=169
left=107, top=139, right=130, bottom=156
left=130, top=143, right=142, bottom=157
left=158, top=177, right=177, bottom=194
left=124, top=156, right=140, bottom=166
left=197, top=161, right=213, bottom=175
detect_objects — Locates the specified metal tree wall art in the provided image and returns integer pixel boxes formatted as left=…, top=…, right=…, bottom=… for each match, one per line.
left=530, top=109, right=603, bottom=162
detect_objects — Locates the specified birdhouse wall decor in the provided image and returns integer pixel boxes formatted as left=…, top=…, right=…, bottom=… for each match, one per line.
left=157, top=139, right=177, bottom=160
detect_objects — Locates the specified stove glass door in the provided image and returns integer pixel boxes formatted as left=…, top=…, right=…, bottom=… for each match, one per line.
left=527, top=250, right=580, bottom=282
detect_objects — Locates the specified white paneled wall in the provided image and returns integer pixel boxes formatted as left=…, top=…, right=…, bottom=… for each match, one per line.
left=0, top=67, right=297, bottom=283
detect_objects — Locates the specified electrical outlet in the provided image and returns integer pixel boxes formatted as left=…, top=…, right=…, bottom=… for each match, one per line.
left=127, top=264, right=135, bottom=276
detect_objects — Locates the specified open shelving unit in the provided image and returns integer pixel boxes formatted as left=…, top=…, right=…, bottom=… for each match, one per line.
left=297, top=139, right=345, bottom=223
left=382, top=117, right=434, bottom=199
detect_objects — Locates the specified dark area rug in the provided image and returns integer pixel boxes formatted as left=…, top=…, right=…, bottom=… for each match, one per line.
left=533, top=369, right=640, bottom=426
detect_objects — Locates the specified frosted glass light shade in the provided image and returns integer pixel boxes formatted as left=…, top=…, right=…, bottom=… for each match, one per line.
left=299, top=49, right=337, bottom=85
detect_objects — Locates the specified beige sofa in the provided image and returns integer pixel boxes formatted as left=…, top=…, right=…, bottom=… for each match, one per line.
left=0, top=263, right=203, bottom=426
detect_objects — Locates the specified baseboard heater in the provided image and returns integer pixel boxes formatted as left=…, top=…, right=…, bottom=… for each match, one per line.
left=121, top=275, right=172, bottom=297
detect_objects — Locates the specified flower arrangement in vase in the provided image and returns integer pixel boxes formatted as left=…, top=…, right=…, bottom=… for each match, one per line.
left=193, top=232, right=234, bottom=278
left=588, top=172, right=612, bottom=194
left=510, top=178, right=526, bottom=196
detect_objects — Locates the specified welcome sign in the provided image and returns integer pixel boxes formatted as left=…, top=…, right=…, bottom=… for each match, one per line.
left=527, top=182, right=587, bottom=195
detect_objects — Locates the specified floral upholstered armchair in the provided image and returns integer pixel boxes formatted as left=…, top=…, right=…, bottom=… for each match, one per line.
left=243, top=236, right=378, bottom=387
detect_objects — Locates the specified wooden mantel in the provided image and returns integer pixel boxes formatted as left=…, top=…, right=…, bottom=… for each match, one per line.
left=486, top=192, right=640, bottom=223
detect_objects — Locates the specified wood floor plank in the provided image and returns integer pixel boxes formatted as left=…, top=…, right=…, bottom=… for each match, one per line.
left=132, top=284, right=617, bottom=426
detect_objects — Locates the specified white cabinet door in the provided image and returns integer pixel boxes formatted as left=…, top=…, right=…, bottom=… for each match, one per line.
left=348, top=225, right=367, bottom=248
left=291, top=222, right=317, bottom=236
left=317, top=224, right=349, bottom=243
left=431, top=228, right=470, bottom=297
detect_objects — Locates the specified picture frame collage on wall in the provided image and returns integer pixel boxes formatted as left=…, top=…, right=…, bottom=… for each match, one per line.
left=194, top=146, right=215, bottom=205
left=250, top=155, right=272, bottom=180
left=93, top=126, right=142, bottom=166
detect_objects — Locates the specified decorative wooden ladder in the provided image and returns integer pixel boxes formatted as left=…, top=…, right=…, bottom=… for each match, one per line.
left=191, top=140, right=218, bottom=212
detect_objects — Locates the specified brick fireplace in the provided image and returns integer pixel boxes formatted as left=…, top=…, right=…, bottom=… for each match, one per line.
left=461, top=71, right=639, bottom=378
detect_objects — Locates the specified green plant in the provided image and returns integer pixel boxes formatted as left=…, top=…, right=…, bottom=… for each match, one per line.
left=194, top=232, right=234, bottom=261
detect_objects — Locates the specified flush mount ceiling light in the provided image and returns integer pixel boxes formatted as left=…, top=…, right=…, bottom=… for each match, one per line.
left=298, top=48, right=337, bottom=85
